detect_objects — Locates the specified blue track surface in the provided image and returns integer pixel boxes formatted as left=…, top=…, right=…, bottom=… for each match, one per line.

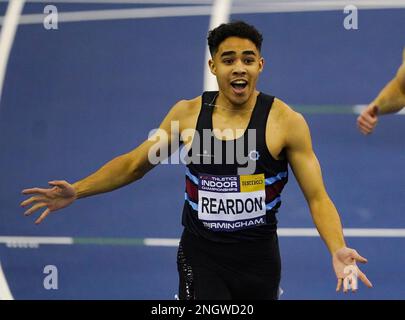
left=0, top=3, right=404, bottom=299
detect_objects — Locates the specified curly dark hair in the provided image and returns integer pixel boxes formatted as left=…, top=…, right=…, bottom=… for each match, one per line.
left=207, top=20, right=263, bottom=56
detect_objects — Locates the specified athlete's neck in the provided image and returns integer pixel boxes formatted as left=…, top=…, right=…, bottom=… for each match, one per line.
left=216, top=90, right=259, bottom=113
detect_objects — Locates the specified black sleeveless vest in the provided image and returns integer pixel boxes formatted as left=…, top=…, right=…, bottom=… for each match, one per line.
left=181, top=91, right=288, bottom=243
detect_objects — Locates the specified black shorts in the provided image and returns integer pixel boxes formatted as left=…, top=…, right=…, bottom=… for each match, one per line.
left=177, top=228, right=281, bottom=300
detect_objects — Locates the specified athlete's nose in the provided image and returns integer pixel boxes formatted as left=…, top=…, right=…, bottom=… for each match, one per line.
left=232, top=60, right=247, bottom=76
left=232, top=69, right=247, bottom=77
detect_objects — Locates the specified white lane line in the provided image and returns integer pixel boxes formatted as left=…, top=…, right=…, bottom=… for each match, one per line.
left=0, top=262, right=14, bottom=300
left=0, top=0, right=405, bottom=24
left=0, top=236, right=73, bottom=247
left=1, top=6, right=213, bottom=25
left=203, top=0, right=232, bottom=91
left=343, top=228, right=405, bottom=237
left=353, top=104, right=368, bottom=115
left=353, top=104, right=405, bottom=115
left=10, top=0, right=213, bottom=4
left=9, top=0, right=405, bottom=6
left=278, top=228, right=405, bottom=237
left=1, top=229, right=405, bottom=248
left=3, top=1, right=405, bottom=25
left=0, top=0, right=25, bottom=104
left=144, top=238, right=180, bottom=247
left=231, top=0, right=405, bottom=14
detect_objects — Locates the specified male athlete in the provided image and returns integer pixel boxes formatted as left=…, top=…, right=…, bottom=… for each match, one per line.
left=21, top=21, right=372, bottom=299
left=357, top=49, right=405, bottom=134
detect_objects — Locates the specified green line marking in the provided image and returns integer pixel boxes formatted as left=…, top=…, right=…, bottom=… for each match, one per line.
left=73, top=237, right=145, bottom=246
left=292, top=105, right=355, bottom=114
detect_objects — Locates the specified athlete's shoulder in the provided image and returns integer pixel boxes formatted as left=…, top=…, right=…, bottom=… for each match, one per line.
left=182, top=95, right=202, bottom=110
left=173, top=95, right=201, bottom=112
left=271, top=98, right=305, bottom=125
left=272, top=98, right=310, bottom=146
left=167, top=96, right=202, bottom=132
left=273, top=98, right=312, bottom=151
left=168, top=96, right=201, bottom=119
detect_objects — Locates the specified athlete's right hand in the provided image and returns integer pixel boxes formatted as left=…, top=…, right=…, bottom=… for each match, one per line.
left=20, top=180, right=77, bottom=224
left=357, top=104, right=379, bottom=135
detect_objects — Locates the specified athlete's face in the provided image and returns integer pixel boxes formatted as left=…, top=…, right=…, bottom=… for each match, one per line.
left=209, top=37, right=264, bottom=106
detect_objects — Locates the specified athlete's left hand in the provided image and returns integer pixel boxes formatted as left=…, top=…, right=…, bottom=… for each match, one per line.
left=332, top=247, right=373, bottom=293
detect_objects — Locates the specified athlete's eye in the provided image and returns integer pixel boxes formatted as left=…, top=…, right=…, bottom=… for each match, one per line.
left=223, top=59, right=233, bottom=65
left=244, top=58, right=255, bottom=64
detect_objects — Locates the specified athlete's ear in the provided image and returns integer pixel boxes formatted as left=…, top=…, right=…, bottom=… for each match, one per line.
left=259, top=57, right=264, bottom=73
left=209, top=59, right=217, bottom=76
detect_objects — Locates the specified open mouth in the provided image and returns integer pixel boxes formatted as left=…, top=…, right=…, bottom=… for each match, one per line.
left=230, top=79, right=248, bottom=94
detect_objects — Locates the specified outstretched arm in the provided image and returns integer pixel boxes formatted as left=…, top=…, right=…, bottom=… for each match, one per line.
left=21, top=99, right=188, bottom=223
left=284, top=107, right=372, bottom=292
left=357, top=49, right=405, bottom=134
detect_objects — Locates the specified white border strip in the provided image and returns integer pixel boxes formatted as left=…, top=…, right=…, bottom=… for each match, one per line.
left=203, top=0, right=232, bottom=91
left=0, top=0, right=25, bottom=104
left=0, top=262, right=13, bottom=300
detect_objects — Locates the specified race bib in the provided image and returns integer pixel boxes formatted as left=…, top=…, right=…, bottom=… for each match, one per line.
left=198, top=173, right=266, bottom=231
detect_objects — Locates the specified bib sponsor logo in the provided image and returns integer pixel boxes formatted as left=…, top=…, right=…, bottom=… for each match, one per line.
left=198, top=173, right=266, bottom=231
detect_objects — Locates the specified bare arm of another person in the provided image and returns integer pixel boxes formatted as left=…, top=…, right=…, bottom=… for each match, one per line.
left=358, top=49, right=405, bottom=134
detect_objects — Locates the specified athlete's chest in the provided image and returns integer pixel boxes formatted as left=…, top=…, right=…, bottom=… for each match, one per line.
left=180, top=103, right=286, bottom=160
left=211, top=110, right=251, bottom=140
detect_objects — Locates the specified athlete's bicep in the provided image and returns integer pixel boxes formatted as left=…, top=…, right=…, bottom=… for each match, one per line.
left=125, top=100, right=188, bottom=175
left=286, top=113, right=328, bottom=203
left=147, top=100, right=186, bottom=154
